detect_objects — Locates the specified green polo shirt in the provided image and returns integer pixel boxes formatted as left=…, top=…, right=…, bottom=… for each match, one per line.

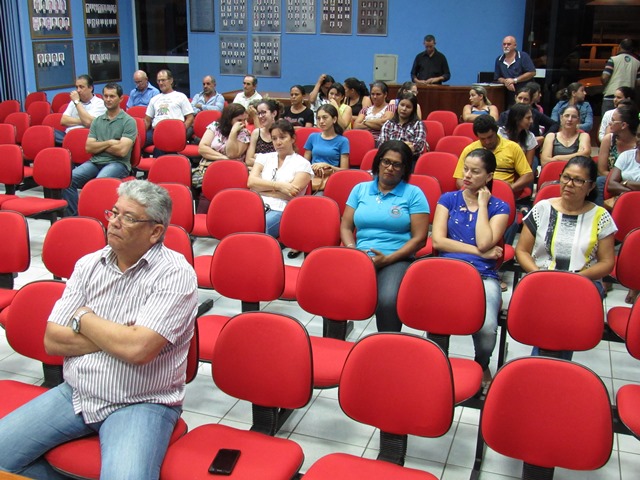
left=88, top=110, right=137, bottom=170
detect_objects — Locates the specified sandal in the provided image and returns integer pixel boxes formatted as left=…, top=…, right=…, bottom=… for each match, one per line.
left=500, top=281, right=508, bottom=292
left=287, top=250, right=302, bottom=259
left=625, top=289, right=639, bottom=305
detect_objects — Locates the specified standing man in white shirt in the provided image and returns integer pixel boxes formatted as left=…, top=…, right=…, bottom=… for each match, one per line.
left=56, top=74, right=107, bottom=144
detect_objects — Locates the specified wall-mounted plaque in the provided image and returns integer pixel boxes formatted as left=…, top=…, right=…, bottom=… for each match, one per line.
left=29, top=0, right=72, bottom=39
left=33, top=41, right=76, bottom=90
left=252, top=34, right=280, bottom=77
left=285, top=0, right=316, bottom=34
left=87, top=39, right=121, bottom=83
left=357, top=0, right=387, bottom=36
left=83, top=0, right=119, bottom=37
left=190, top=0, right=215, bottom=32
left=253, top=0, right=280, bottom=33
left=320, top=0, right=351, bottom=35
left=220, top=0, right=248, bottom=32
left=220, top=35, right=249, bottom=76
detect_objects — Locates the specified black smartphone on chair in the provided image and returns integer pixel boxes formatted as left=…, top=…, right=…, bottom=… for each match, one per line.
left=208, top=448, right=241, bottom=475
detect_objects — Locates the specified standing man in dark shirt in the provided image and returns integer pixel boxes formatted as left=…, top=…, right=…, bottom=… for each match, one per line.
left=410, top=34, right=451, bottom=85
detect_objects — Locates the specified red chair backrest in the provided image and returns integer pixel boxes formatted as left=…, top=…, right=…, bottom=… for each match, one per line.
left=414, top=152, right=459, bottom=193
left=408, top=174, right=442, bottom=223
left=294, top=126, right=321, bottom=156
left=507, top=270, right=604, bottom=351
left=533, top=183, right=561, bottom=205
left=78, top=177, right=122, bottom=228
left=323, top=169, right=373, bottom=216
left=344, top=129, right=376, bottom=168
left=148, top=154, right=192, bottom=187
left=452, top=122, right=478, bottom=141
left=42, top=217, right=106, bottom=279
left=193, top=110, right=222, bottom=139
left=5, top=112, right=30, bottom=144
left=0, top=123, right=16, bottom=145
left=359, top=148, right=378, bottom=171
left=490, top=179, right=517, bottom=225
left=24, top=91, right=47, bottom=110
left=279, top=196, right=341, bottom=253
left=423, top=120, right=445, bottom=153
left=611, top=191, right=640, bottom=243
left=51, top=93, right=70, bottom=115
left=426, top=110, right=458, bottom=136
left=159, top=183, right=195, bottom=233
left=398, top=257, right=486, bottom=335
left=615, top=227, right=640, bottom=292
left=33, top=147, right=72, bottom=189
left=201, top=159, right=249, bottom=200
left=625, top=298, right=640, bottom=359
left=42, top=113, right=66, bottom=132
left=164, top=224, right=194, bottom=267
left=0, top=145, right=25, bottom=186
left=26, top=101, right=52, bottom=126
left=62, top=128, right=92, bottom=165
left=434, top=135, right=472, bottom=157
left=537, top=161, right=567, bottom=189
left=152, top=119, right=187, bottom=153
left=126, top=105, right=148, bottom=119
left=119, top=94, right=129, bottom=111
left=6, top=280, right=66, bottom=364
left=0, top=100, right=21, bottom=123
left=482, top=357, right=613, bottom=471
left=206, top=188, right=265, bottom=239
left=57, top=102, right=70, bottom=114
left=0, top=211, right=30, bottom=274
left=22, top=125, right=55, bottom=162
left=130, top=117, right=146, bottom=169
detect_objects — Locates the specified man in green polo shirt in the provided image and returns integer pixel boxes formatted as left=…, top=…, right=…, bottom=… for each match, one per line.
left=63, top=83, right=137, bottom=216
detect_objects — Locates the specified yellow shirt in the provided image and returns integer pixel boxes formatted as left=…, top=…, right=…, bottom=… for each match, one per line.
left=453, top=137, right=532, bottom=184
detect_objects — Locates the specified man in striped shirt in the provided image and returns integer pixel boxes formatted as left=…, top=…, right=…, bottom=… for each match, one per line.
left=0, top=180, right=198, bottom=480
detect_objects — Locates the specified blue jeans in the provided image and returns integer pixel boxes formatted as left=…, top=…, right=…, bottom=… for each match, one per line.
left=63, top=161, right=129, bottom=216
left=265, top=209, right=283, bottom=238
left=595, top=175, right=606, bottom=207
left=0, top=382, right=180, bottom=480
left=376, top=260, right=411, bottom=332
left=54, top=129, right=65, bottom=146
left=473, top=277, right=502, bottom=370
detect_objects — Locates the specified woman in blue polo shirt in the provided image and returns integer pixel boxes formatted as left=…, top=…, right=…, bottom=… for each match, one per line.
left=341, top=140, right=429, bottom=332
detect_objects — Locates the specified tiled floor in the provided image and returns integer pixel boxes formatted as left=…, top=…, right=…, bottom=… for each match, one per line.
left=1, top=191, right=640, bottom=479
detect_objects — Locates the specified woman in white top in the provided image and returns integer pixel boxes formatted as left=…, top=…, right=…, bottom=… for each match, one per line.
left=497, top=103, right=537, bottom=166
left=353, top=81, right=393, bottom=143
left=248, top=120, right=313, bottom=237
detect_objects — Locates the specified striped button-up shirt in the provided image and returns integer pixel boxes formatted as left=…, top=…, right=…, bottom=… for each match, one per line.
left=49, top=243, right=198, bottom=423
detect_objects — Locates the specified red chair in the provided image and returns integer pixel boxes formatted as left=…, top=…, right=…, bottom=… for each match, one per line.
left=426, top=110, right=458, bottom=136
left=42, top=112, right=66, bottom=132
left=617, top=300, right=640, bottom=438
left=161, top=312, right=313, bottom=480
left=303, top=333, right=453, bottom=479
left=359, top=148, right=378, bottom=171
left=279, top=196, right=342, bottom=301
left=414, top=151, right=459, bottom=193
left=51, top=93, right=70, bottom=115
left=159, top=182, right=194, bottom=232
left=344, top=129, right=376, bottom=167
left=452, top=122, right=478, bottom=141
left=44, top=325, right=200, bottom=480
left=179, top=110, right=222, bottom=158
left=434, top=135, right=472, bottom=157
left=26, top=100, right=52, bottom=126
left=197, top=233, right=284, bottom=362
left=0, top=145, right=24, bottom=198
left=490, top=179, right=517, bottom=263
left=57, top=102, right=69, bottom=114
left=164, top=224, right=195, bottom=267
left=479, top=357, right=613, bottom=479
left=294, top=126, right=321, bottom=155
left=0, top=99, right=21, bottom=123
left=610, top=191, right=640, bottom=244
left=323, top=169, right=373, bottom=216
left=143, top=119, right=187, bottom=156
left=129, top=117, right=146, bottom=172
left=398, top=257, right=486, bottom=404
left=533, top=182, right=561, bottom=204
left=0, top=211, right=30, bottom=320
left=0, top=123, right=16, bottom=145
left=148, top=154, right=192, bottom=187
left=22, top=125, right=55, bottom=166
left=194, top=189, right=266, bottom=290
left=606, top=228, right=640, bottom=341
left=191, top=160, right=249, bottom=237
left=537, top=160, right=567, bottom=189
left=24, top=91, right=47, bottom=110
left=1, top=147, right=71, bottom=224
left=126, top=105, right=147, bottom=119
left=0, top=280, right=66, bottom=418
left=423, top=120, right=445, bottom=153
left=119, top=94, right=129, bottom=111
left=42, top=217, right=106, bottom=280
left=408, top=174, right=442, bottom=258
left=77, top=178, right=123, bottom=228
left=62, top=128, right=92, bottom=165
left=296, top=247, right=377, bottom=388
left=4, top=112, right=30, bottom=144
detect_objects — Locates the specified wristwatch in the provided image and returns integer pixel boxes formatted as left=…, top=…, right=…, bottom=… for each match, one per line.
left=73, top=100, right=80, bottom=106
left=71, top=308, right=91, bottom=333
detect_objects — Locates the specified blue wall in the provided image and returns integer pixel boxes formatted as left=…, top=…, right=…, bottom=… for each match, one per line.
left=16, top=0, right=526, bottom=98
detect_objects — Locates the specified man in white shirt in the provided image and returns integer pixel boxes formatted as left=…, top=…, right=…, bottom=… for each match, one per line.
left=56, top=74, right=107, bottom=144
left=232, top=75, right=262, bottom=124
left=144, top=69, right=194, bottom=151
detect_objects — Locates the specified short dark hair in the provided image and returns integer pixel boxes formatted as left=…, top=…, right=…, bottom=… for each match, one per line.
left=269, top=119, right=296, bottom=140
left=563, top=156, right=598, bottom=203
left=616, top=86, right=635, bottom=101
left=620, top=38, right=635, bottom=52
left=473, top=115, right=498, bottom=136
left=372, top=140, right=413, bottom=182
left=218, top=103, right=246, bottom=138
left=424, top=34, right=436, bottom=43
left=77, top=74, right=94, bottom=87
left=246, top=75, right=257, bottom=86
left=103, top=83, right=123, bottom=97
left=290, top=84, right=306, bottom=95
left=617, top=103, right=640, bottom=133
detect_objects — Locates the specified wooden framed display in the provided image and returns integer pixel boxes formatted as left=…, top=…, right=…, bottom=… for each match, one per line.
left=357, top=0, right=387, bottom=36
left=320, top=0, right=351, bottom=35
left=84, top=0, right=119, bottom=37
left=285, top=0, right=316, bottom=34
left=29, top=0, right=72, bottom=39
left=87, top=39, right=121, bottom=82
left=33, top=41, right=76, bottom=91
left=190, top=0, right=215, bottom=32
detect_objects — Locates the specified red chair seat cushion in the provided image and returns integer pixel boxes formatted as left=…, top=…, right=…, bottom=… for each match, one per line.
left=196, top=314, right=229, bottom=362
left=194, top=255, right=213, bottom=289
left=450, top=358, right=483, bottom=404
left=1, top=198, right=67, bottom=216
left=415, top=237, right=433, bottom=258
left=281, top=265, right=300, bottom=301
left=607, top=306, right=630, bottom=340
left=304, top=453, right=437, bottom=479
left=179, top=145, right=200, bottom=157
left=136, top=157, right=155, bottom=172
left=191, top=213, right=208, bottom=237
left=0, top=288, right=18, bottom=312
left=503, top=244, right=515, bottom=263
left=309, top=337, right=354, bottom=388
left=0, top=194, right=19, bottom=206
left=0, top=380, right=48, bottom=418
left=161, top=423, right=304, bottom=480
left=617, top=384, right=640, bottom=436
left=45, top=418, right=188, bottom=480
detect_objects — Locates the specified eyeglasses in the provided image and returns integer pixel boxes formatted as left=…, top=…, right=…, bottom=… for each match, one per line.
left=257, top=110, right=269, bottom=117
left=380, top=158, right=404, bottom=170
left=559, top=174, right=591, bottom=187
left=104, top=210, right=157, bottom=226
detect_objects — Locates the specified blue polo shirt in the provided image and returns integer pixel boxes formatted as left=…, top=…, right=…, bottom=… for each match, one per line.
left=493, top=50, right=535, bottom=81
left=346, top=180, right=429, bottom=256
left=127, top=85, right=160, bottom=108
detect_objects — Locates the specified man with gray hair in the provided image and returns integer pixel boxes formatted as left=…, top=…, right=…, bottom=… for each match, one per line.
left=0, top=180, right=198, bottom=480
left=191, top=75, right=225, bottom=114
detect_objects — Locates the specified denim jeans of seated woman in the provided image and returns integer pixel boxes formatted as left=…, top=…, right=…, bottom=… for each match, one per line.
left=0, top=382, right=181, bottom=480
left=474, top=276, right=502, bottom=371
left=531, top=279, right=606, bottom=360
